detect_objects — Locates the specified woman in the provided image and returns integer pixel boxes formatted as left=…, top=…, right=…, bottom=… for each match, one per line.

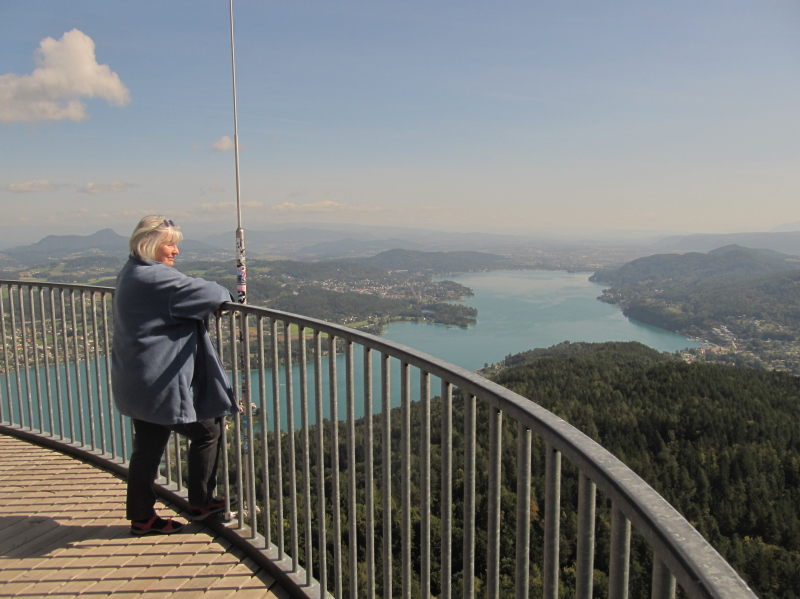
left=112, top=216, right=238, bottom=535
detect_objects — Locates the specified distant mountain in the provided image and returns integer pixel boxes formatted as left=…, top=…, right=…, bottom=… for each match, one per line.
left=6, top=229, right=129, bottom=261
left=359, top=248, right=509, bottom=272
left=7, top=229, right=224, bottom=265
left=591, top=244, right=800, bottom=287
left=654, top=231, right=800, bottom=256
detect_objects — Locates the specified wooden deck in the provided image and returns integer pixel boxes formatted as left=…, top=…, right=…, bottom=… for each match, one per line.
left=0, top=434, right=289, bottom=598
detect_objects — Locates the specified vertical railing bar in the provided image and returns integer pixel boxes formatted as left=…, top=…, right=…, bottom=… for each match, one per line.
left=8, top=288, right=23, bottom=427
left=543, top=443, right=562, bottom=599
left=270, top=317, right=285, bottom=557
left=462, top=392, right=476, bottom=599
left=380, top=352, right=392, bottom=599
left=486, top=405, right=503, bottom=599
left=363, top=347, right=375, bottom=598
left=328, top=334, right=342, bottom=599
left=299, top=326, right=313, bottom=581
left=29, top=287, right=43, bottom=432
left=243, top=313, right=258, bottom=538
left=215, top=313, right=231, bottom=517
left=80, top=290, right=96, bottom=449
left=515, top=424, right=532, bottom=599
left=284, top=319, right=299, bottom=569
left=401, top=361, right=412, bottom=599
left=19, top=286, right=33, bottom=429
left=345, top=340, right=357, bottom=599
left=313, top=330, right=327, bottom=597
left=49, top=289, right=64, bottom=440
left=576, top=473, right=597, bottom=599
left=230, top=311, right=245, bottom=529
left=651, top=557, right=677, bottom=599
left=101, top=293, right=116, bottom=458
left=257, top=316, right=272, bottom=547
left=9, top=287, right=23, bottom=428
left=70, top=290, right=85, bottom=445
left=609, top=505, right=632, bottom=599
left=0, top=284, right=12, bottom=424
left=440, top=380, right=453, bottom=599
left=420, top=370, right=431, bottom=599
left=90, top=292, right=106, bottom=452
left=59, top=289, right=75, bottom=442
left=31, top=288, right=45, bottom=433
left=40, top=288, right=55, bottom=435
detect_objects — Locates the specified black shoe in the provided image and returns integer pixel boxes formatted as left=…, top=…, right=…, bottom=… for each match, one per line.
left=189, top=497, right=236, bottom=522
left=130, top=515, right=185, bottom=535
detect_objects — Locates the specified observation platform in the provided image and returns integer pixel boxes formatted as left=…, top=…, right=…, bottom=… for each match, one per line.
left=0, top=434, right=287, bottom=599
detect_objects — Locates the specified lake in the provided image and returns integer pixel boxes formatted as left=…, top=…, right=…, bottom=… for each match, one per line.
left=382, top=270, right=700, bottom=371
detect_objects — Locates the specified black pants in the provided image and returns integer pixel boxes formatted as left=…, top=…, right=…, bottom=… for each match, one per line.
left=127, top=418, right=223, bottom=521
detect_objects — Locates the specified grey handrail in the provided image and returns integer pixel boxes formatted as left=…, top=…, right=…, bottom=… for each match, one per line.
left=0, top=279, right=757, bottom=599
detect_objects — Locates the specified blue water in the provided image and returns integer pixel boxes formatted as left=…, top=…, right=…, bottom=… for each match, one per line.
left=383, top=270, right=699, bottom=371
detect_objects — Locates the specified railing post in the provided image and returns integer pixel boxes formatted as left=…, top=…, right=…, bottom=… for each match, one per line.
left=609, top=505, right=632, bottom=599
left=420, top=370, right=432, bottom=599
left=285, top=319, right=299, bottom=565
left=30, top=287, right=43, bottom=433
left=462, top=393, right=477, bottom=599
left=299, top=326, right=313, bottom=584
left=486, top=406, right=502, bottom=599
left=270, top=317, right=285, bottom=557
left=652, top=558, right=676, bottom=599
left=440, top=380, right=453, bottom=599
left=515, top=423, right=532, bottom=599
left=19, top=286, right=33, bottom=429
left=1, top=284, right=12, bottom=424
left=312, top=330, right=327, bottom=597
left=380, top=352, right=392, bottom=599
left=328, top=334, right=343, bottom=599
left=257, top=317, right=271, bottom=547
left=401, top=361, right=412, bottom=599
left=576, top=473, right=597, bottom=599
left=543, top=444, right=562, bottom=599
left=363, top=347, right=376, bottom=597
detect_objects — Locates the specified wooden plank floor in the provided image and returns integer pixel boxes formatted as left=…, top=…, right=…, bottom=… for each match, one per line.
left=0, top=434, right=289, bottom=598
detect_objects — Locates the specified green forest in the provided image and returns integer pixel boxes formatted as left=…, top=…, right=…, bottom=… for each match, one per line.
left=238, top=341, right=799, bottom=598
left=590, top=245, right=800, bottom=373
left=487, top=342, right=800, bottom=598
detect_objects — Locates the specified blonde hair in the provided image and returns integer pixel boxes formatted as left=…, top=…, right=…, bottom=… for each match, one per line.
left=129, top=215, right=184, bottom=261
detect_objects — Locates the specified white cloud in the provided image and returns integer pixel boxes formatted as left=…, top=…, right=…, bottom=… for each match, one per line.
left=6, top=179, right=58, bottom=193
left=78, top=180, right=134, bottom=194
left=213, top=136, right=235, bottom=151
left=0, top=29, right=130, bottom=124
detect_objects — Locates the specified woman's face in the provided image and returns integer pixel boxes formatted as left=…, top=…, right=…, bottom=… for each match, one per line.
left=155, top=239, right=180, bottom=266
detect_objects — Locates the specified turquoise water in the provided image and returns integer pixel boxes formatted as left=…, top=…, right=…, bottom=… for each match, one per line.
left=383, top=270, right=699, bottom=371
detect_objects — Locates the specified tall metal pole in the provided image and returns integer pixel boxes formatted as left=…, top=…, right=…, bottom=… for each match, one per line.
left=229, top=0, right=246, bottom=304
left=228, top=0, right=253, bottom=525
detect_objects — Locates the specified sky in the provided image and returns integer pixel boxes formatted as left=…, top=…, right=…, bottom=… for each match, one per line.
left=2, top=1, right=800, bottom=246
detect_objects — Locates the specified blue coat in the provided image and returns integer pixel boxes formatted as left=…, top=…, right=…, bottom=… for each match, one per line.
left=111, top=256, right=237, bottom=425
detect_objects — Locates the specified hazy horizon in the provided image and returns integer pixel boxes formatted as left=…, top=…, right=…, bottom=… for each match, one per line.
left=3, top=1, right=800, bottom=241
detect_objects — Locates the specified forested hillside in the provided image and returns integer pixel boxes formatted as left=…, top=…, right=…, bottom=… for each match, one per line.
left=488, top=341, right=800, bottom=598
left=590, top=245, right=800, bottom=373
left=262, top=342, right=798, bottom=598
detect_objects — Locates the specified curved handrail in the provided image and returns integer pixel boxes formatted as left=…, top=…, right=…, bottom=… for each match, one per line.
left=0, top=280, right=757, bottom=599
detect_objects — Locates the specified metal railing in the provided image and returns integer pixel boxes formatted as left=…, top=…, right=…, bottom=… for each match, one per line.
left=0, top=279, right=757, bottom=599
